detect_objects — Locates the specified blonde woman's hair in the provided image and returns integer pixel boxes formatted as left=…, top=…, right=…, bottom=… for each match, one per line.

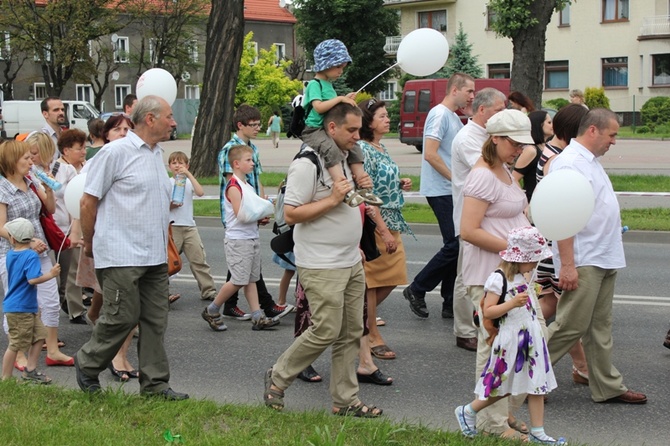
left=0, top=140, right=31, bottom=177
left=25, top=132, right=56, bottom=167
left=498, top=260, right=521, bottom=281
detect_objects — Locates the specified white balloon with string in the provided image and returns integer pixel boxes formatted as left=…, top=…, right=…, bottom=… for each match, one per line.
left=356, top=28, right=450, bottom=93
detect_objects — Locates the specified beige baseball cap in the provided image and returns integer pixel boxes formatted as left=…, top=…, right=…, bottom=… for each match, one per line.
left=4, top=218, right=35, bottom=243
left=486, top=109, right=534, bottom=145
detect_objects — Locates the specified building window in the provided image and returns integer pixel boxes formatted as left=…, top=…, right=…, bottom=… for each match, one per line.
left=189, top=40, right=198, bottom=63
left=274, top=43, right=285, bottom=62
left=114, top=36, right=129, bottom=63
left=34, top=44, right=51, bottom=62
left=0, top=32, right=10, bottom=60
left=403, top=90, right=415, bottom=113
left=75, top=84, right=93, bottom=103
left=149, top=38, right=164, bottom=65
left=251, top=41, right=258, bottom=65
left=545, top=60, right=569, bottom=90
left=418, top=10, right=447, bottom=32
left=603, top=0, right=629, bottom=22
left=34, top=83, right=47, bottom=100
left=559, top=4, right=570, bottom=26
left=652, top=54, right=670, bottom=85
left=380, top=82, right=397, bottom=101
left=418, top=89, right=431, bottom=112
left=602, top=57, right=628, bottom=87
left=184, top=84, right=200, bottom=100
left=486, top=7, right=498, bottom=30
left=488, top=63, right=510, bottom=79
left=114, top=84, right=131, bottom=109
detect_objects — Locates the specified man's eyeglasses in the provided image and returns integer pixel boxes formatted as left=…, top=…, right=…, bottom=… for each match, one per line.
left=245, top=122, right=262, bottom=128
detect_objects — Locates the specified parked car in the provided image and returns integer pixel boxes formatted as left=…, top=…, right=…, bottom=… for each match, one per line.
left=100, top=111, right=178, bottom=140
left=399, top=78, right=512, bottom=152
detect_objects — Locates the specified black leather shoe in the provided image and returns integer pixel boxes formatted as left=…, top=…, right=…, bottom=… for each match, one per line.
left=74, top=356, right=100, bottom=394
left=403, top=286, right=428, bottom=318
left=149, top=388, right=190, bottom=401
left=70, top=314, right=88, bottom=325
left=442, top=309, right=454, bottom=319
left=456, top=337, right=478, bottom=352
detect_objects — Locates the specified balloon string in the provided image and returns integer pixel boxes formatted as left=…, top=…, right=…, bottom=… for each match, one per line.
left=56, top=221, right=73, bottom=264
left=356, top=62, right=399, bottom=94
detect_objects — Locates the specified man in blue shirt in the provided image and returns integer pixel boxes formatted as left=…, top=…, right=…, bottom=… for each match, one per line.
left=403, top=73, right=475, bottom=347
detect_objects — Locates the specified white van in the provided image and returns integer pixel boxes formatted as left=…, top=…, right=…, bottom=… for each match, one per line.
left=2, top=100, right=100, bottom=138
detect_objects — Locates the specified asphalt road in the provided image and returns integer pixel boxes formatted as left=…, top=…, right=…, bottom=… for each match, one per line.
left=4, top=224, right=668, bottom=446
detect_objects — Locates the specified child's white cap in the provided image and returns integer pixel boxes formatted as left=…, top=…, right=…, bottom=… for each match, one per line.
left=4, top=217, right=35, bottom=243
left=499, top=226, right=552, bottom=263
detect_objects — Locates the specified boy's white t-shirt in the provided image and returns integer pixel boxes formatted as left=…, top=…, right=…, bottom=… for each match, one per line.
left=169, top=177, right=195, bottom=227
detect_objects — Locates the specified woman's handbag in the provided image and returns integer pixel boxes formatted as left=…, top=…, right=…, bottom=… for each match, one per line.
left=28, top=183, right=71, bottom=253
left=167, top=223, right=182, bottom=276
left=360, top=214, right=381, bottom=262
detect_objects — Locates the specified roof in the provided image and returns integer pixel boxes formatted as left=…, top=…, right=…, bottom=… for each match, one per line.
left=32, top=0, right=296, bottom=24
left=244, top=0, right=297, bottom=24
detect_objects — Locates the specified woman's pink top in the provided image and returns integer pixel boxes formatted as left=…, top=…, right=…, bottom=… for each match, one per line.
left=461, top=165, right=529, bottom=286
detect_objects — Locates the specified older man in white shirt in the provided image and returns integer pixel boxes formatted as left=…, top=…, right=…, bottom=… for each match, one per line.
left=75, top=95, right=188, bottom=400
left=548, top=108, right=647, bottom=404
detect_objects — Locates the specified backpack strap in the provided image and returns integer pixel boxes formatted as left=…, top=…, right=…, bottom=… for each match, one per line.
left=494, top=269, right=508, bottom=305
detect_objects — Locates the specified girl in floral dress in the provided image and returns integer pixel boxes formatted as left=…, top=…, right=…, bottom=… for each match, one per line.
left=455, top=226, right=566, bottom=445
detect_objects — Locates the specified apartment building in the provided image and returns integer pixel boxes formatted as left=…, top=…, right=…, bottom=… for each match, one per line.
left=383, top=0, right=670, bottom=113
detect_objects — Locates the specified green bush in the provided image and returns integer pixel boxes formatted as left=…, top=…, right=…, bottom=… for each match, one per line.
left=544, top=98, right=570, bottom=110
left=654, top=124, right=670, bottom=134
left=635, top=125, right=651, bottom=134
left=640, top=96, right=670, bottom=130
left=584, top=87, right=610, bottom=109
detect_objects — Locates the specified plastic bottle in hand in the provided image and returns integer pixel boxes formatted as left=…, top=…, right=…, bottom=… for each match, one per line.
left=32, top=166, right=62, bottom=191
left=171, top=174, right=186, bottom=205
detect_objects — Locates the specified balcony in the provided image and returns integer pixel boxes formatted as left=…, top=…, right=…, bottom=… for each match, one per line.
left=638, top=15, right=670, bottom=40
left=384, top=36, right=402, bottom=55
left=383, top=0, right=455, bottom=7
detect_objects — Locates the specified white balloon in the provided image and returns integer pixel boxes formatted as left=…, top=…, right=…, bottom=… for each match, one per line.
left=64, top=173, right=87, bottom=219
left=530, top=169, right=595, bottom=241
left=397, top=28, right=450, bottom=77
left=136, top=68, right=177, bottom=105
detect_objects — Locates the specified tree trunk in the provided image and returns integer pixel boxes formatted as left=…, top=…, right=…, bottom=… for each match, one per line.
left=509, top=2, right=556, bottom=110
left=189, top=0, right=244, bottom=177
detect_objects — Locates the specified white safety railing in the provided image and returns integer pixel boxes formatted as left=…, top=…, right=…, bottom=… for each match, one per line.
left=384, top=36, right=402, bottom=55
left=639, top=16, right=670, bottom=36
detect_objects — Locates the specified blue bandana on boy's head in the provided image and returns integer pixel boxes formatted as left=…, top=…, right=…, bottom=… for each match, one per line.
left=313, top=39, right=352, bottom=73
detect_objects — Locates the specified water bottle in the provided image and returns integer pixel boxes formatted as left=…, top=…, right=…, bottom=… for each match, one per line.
left=32, top=166, right=62, bottom=191
left=171, top=174, right=186, bottom=205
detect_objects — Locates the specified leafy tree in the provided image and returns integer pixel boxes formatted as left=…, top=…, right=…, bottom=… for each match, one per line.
left=236, top=33, right=303, bottom=124
left=584, top=87, right=610, bottom=110
left=488, top=0, right=571, bottom=108
left=189, top=0, right=244, bottom=177
left=73, top=38, right=120, bottom=111
left=437, top=22, right=483, bottom=79
left=0, top=33, right=31, bottom=101
left=0, top=0, right=123, bottom=97
left=544, top=98, right=570, bottom=110
left=124, top=0, right=207, bottom=84
left=293, top=0, right=399, bottom=94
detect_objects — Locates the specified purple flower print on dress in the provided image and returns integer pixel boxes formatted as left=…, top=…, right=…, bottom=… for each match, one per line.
left=515, top=328, right=531, bottom=373
left=482, top=356, right=508, bottom=397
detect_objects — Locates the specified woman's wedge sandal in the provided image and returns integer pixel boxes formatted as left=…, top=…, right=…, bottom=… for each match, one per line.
left=264, top=368, right=285, bottom=411
left=332, top=402, right=383, bottom=418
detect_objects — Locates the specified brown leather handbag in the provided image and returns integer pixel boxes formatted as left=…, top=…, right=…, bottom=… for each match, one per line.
left=167, top=223, right=182, bottom=276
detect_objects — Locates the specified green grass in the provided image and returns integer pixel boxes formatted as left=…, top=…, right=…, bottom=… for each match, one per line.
left=618, top=126, right=670, bottom=139
left=200, top=174, right=669, bottom=193
left=0, top=380, right=528, bottom=446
